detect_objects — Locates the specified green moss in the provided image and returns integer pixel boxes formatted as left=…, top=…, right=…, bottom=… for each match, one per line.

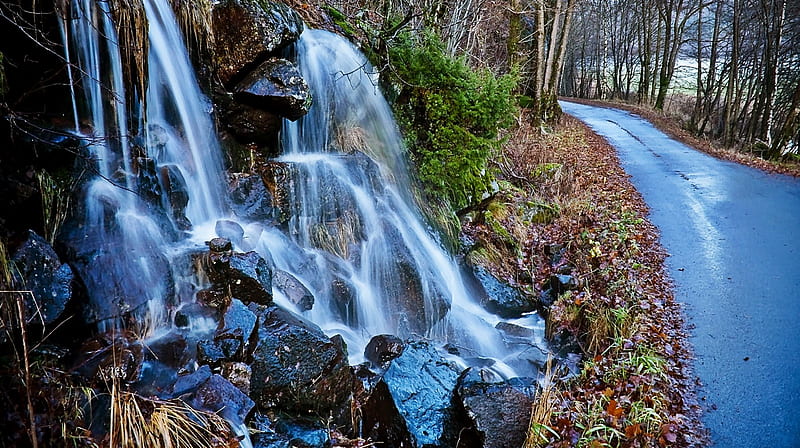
left=322, top=5, right=357, bottom=37
left=388, top=31, right=518, bottom=211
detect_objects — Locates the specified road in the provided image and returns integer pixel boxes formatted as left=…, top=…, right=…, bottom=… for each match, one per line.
left=560, top=100, right=800, bottom=448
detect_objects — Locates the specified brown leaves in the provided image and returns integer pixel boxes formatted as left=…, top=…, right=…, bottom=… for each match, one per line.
left=606, top=399, right=624, bottom=419
left=494, top=115, right=706, bottom=447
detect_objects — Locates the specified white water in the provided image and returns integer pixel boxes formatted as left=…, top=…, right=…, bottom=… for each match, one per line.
left=262, top=29, right=546, bottom=374
left=64, top=0, right=545, bottom=393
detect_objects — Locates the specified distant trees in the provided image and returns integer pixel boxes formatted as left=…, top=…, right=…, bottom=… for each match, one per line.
left=562, top=0, right=800, bottom=157
left=324, top=0, right=580, bottom=123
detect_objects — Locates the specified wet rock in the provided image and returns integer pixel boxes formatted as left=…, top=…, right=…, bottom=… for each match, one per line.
left=75, top=331, right=144, bottom=384
left=358, top=380, right=415, bottom=448
left=258, top=161, right=294, bottom=220
left=227, top=172, right=278, bottom=221
left=204, top=297, right=258, bottom=362
left=146, top=332, right=190, bottom=369
left=61, top=218, right=174, bottom=324
left=273, top=270, right=314, bottom=311
left=381, top=340, right=461, bottom=447
left=207, top=237, right=233, bottom=253
left=382, top=224, right=450, bottom=335
left=233, top=58, right=311, bottom=120
left=222, top=361, right=252, bottom=395
left=364, top=334, right=405, bottom=368
left=330, top=276, right=356, bottom=324
left=219, top=96, right=283, bottom=146
left=172, top=365, right=213, bottom=397
left=159, top=164, right=191, bottom=230
left=197, top=339, right=227, bottom=367
left=195, top=287, right=230, bottom=309
left=135, top=157, right=163, bottom=206
left=212, top=0, right=303, bottom=86
left=495, top=321, right=536, bottom=339
left=219, top=298, right=258, bottom=343
left=455, top=369, right=536, bottom=448
left=189, top=373, right=255, bottom=426
left=215, top=219, right=245, bottom=247
left=472, top=266, right=534, bottom=318
left=550, top=273, right=578, bottom=294
left=248, top=304, right=353, bottom=415
left=11, top=230, right=73, bottom=325
left=208, top=250, right=273, bottom=304
left=251, top=414, right=330, bottom=448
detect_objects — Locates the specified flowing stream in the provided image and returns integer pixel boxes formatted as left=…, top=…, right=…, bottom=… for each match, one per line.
left=62, top=0, right=546, bottom=396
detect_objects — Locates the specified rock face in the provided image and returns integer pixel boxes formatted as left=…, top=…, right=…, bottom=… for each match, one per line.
left=248, top=304, right=353, bottom=415
left=472, top=266, right=534, bottom=318
left=379, top=340, right=461, bottom=447
left=219, top=96, right=284, bottom=147
left=212, top=0, right=303, bottom=86
left=455, top=369, right=536, bottom=448
left=227, top=172, right=279, bottom=221
left=233, top=58, right=311, bottom=121
left=11, top=230, right=73, bottom=324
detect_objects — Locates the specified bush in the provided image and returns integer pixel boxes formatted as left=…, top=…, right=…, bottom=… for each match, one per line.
left=388, top=32, right=517, bottom=211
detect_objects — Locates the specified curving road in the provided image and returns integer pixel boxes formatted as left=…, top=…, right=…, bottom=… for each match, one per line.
left=560, top=100, right=800, bottom=448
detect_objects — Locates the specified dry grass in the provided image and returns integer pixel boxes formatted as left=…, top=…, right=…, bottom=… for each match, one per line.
left=108, top=0, right=149, bottom=104
left=309, top=209, right=362, bottom=259
left=36, top=171, right=71, bottom=244
left=170, top=0, right=215, bottom=63
left=524, top=358, right=561, bottom=448
left=110, top=388, right=235, bottom=448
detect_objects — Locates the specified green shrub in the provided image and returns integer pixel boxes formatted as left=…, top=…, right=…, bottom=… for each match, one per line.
left=388, top=32, right=517, bottom=211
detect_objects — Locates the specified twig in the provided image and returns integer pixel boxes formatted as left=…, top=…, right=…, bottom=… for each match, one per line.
left=15, top=295, right=39, bottom=448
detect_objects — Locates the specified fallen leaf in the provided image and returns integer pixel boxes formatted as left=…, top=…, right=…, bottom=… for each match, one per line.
left=625, top=423, right=642, bottom=438
left=606, top=399, right=624, bottom=418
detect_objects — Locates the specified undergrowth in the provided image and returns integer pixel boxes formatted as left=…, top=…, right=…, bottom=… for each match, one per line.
left=483, top=112, right=704, bottom=447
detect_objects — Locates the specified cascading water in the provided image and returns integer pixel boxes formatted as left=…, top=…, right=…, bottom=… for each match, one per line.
left=61, top=0, right=548, bottom=441
left=63, top=0, right=232, bottom=331
left=260, top=29, right=547, bottom=376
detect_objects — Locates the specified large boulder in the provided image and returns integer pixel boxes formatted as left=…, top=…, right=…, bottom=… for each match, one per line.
left=212, top=0, right=303, bottom=86
left=11, top=230, right=73, bottom=325
left=233, top=58, right=311, bottom=121
left=248, top=304, right=353, bottom=415
left=379, top=340, right=461, bottom=447
left=472, top=266, right=534, bottom=318
left=455, top=369, right=536, bottom=448
left=358, top=379, right=415, bottom=448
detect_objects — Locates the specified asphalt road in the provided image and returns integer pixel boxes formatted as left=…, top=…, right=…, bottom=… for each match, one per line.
left=560, top=100, right=800, bottom=448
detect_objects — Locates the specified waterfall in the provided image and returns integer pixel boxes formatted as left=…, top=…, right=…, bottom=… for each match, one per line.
left=262, top=29, right=546, bottom=376
left=63, top=0, right=545, bottom=382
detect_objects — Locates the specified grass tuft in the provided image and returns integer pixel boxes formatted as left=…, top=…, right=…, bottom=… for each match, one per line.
left=110, top=389, right=235, bottom=448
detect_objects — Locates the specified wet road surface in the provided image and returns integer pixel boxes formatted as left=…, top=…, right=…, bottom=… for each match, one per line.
left=560, top=100, right=800, bottom=447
